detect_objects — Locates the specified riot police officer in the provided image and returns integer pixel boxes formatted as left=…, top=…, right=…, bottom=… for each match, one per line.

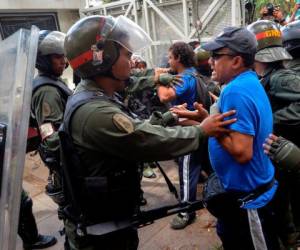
left=30, top=30, right=72, bottom=209
left=248, top=20, right=300, bottom=248
left=29, top=30, right=72, bottom=249
left=62, top=15, right=236, bottom=249
left=281, top=19, right=300, bottom=246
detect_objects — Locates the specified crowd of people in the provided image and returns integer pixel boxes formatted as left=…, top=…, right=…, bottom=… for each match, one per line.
left=18, top=2, right=300, bottom=250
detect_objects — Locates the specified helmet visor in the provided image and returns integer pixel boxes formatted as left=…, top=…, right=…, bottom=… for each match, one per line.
left=107, top=16, right=152, bottom=53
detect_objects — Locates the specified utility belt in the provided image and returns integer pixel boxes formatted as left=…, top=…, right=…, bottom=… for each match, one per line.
left=203, top=173, right=275, bottom=219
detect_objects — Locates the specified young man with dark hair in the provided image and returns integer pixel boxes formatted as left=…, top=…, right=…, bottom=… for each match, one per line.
left=156, top=42, right=206, bottom=229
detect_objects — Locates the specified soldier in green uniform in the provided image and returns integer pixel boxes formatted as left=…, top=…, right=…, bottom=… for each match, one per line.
left=30, top=30, right=72, bottom=209
left=248, top=20, right=300, bottom=248
left=281, top=20, right=300, bottom=247
left=62, top=15, right=236, bottom=250
left=29, top=30, right=72, bottom=248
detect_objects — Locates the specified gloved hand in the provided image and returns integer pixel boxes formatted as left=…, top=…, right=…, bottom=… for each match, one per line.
left=149, top=111, right=178, bottom=127
left=158, top=73, right=183, bottom=88
left=263, top=134, right=300, bottom=172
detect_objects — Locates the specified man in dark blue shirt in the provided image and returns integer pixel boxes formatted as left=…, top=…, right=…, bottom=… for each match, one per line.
left=203, top=27, right=279, bottom=250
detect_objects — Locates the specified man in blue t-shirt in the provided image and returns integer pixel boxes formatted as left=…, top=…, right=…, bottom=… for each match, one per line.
left=203, top=27, right=280, bottom=250
left=156, top=42, right=204, bottom=230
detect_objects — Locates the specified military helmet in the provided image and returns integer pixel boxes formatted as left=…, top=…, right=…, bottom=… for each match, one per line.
left=247, top=20, right=292, bottom=62
left=281, top=20, right=300, bottom=53
left=194, top=47, right=211, bottom=65
left=64, top=15, right=152, bottom=79
left=36, top=30, right=66, bottom=73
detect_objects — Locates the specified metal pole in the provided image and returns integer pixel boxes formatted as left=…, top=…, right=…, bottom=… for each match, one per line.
left=143, top=0, right=153, bottom=66
left=133, top=0, right=138, bottom=23
left=232, top=0, right=237, bottom=26
left=150, top=10, right=158, bottom=65
left=124, top=1, right=134, bottom=17
left=182, top=0, right=189, bottom=37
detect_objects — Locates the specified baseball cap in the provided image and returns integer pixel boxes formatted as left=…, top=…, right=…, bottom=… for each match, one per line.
left=202, top=27, right=257, bottom=55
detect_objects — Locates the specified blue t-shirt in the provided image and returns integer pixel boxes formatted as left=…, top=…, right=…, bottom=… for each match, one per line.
left=208, top=70, right=277, bottom=209
left=172, top=67, right=197, bottom=110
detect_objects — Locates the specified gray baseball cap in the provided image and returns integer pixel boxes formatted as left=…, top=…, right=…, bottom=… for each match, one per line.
left=202, top=27, right=257, bottom=55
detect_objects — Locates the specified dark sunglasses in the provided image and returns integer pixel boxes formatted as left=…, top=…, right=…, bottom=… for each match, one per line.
left=211, top=51, right=237, bottom=60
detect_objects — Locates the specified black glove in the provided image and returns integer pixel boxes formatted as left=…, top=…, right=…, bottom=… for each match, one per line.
left=269, top=137, right=300, bottom=172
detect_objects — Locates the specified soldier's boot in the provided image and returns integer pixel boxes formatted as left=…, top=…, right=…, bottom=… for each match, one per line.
left=18, top=195, right=57, bottom=249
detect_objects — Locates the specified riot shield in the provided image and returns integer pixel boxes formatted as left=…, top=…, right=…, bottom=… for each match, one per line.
left=0, top=26, right=39, bottom=250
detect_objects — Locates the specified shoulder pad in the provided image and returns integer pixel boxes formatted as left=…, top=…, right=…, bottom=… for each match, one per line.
left=270, top=69, right=300, bottom=90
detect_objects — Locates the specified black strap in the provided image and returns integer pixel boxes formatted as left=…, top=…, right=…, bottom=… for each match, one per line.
left=184, top=72, right=211, bottom=110
left=237, top=178, right=275, bottom=206
left=63, top=90, right=109, bottom=135
left=33, top=74, right=72, bottom=98
left=154, top=162, right=179, bottom=201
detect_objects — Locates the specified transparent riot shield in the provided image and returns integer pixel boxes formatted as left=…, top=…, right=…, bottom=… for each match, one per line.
left=0, top=26, right=39, bottom=250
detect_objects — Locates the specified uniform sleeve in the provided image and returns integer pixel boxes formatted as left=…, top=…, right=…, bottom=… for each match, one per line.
left=31, top=86, right=65, bottom=151
left=273, top=102, right=300, bottom=125
left=270, top=70, right=300, bottom=102
left=79, top=103, right=205, bottom=162
left=270, top=70, right=300, bottom=125
left=220, top=90, right=256, bottom=136
left=126, top=75, right=155, bottom=94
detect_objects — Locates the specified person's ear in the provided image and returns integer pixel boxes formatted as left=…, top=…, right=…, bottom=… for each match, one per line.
left=232, top=56, right=243, bottom=69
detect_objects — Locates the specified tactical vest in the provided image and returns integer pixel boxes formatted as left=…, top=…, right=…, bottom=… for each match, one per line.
left=61, top=90, right=141, bottom=223
left=27, top=75, right=72, bottom=153
left=30, top=74, right=72, bottom=128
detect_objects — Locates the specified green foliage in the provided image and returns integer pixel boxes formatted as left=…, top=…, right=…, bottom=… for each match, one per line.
left=254, top=0, right=296, bottom=19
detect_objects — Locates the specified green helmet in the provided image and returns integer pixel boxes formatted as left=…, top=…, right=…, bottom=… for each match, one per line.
left=194, top=47, right=211, bottom=65
left=247, top=20, right=292, bottom=62
left=65, top=15, right=152, bottom=79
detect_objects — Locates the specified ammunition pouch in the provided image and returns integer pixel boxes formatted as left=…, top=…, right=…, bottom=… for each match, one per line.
left=80, top=169, right=141, bottom=223
left=38, top=144, right=60, bottom=171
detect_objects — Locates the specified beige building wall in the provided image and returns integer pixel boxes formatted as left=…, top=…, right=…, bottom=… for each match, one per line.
left=0, top=1, right=83, bottom=86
